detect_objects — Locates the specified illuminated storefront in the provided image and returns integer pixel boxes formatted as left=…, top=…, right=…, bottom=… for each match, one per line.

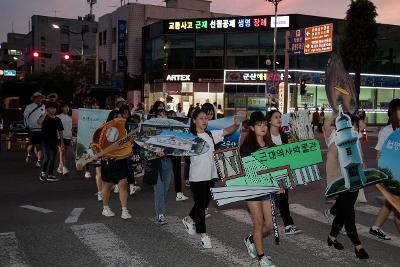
left=143, top=14, right=400, bottom=124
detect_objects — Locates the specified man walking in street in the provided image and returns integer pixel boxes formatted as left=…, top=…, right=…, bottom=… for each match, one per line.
left=37, top=102, right=64, bottom=182
left=23, top=92, right=45, bottom=166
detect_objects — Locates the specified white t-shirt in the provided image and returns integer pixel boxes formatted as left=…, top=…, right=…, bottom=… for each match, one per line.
left=57, top=113, right=72, bottom=139
left=189, top=130, right=224, bottom=182
left=375, top=125, right=394, bottom=151
left=23, top=102, right=45, bottom=131
left=271, top=134, right=283, bottom=145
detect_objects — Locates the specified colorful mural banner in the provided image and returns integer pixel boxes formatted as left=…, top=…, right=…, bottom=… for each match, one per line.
left=75, top=108, right=110, bottom=162
left=207, top=116, right=242, bottom=148
left=379, top=129, right=400, bottom=195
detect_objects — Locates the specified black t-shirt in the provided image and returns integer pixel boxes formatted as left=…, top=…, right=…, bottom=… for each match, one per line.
left=42, top=115, right=63, bottom=146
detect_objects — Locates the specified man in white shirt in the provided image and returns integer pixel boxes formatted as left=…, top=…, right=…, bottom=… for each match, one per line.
left=23, top=92, right=45, bottom=166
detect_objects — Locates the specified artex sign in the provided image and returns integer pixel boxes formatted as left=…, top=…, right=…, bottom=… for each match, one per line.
left=166, top=74, right=191, bottom=82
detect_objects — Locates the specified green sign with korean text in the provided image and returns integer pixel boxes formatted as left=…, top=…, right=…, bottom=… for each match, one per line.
left=252, top=139, right=323, bottom=170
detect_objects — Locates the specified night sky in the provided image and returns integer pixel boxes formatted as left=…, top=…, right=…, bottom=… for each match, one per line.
left=0, top=0, right=399, bottom=42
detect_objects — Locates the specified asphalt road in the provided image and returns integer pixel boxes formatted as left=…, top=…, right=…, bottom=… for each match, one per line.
left=0, top=133, right=399, bottom=267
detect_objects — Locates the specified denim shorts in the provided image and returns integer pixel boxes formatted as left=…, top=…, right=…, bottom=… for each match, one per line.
left=246, top=193, right=275, bottom=202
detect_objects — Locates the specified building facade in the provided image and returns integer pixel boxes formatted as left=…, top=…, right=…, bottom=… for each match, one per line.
left=24, top=15, right=97, bottom=73
left=97, top=0, right=233, bottom=105
left=0, top=33, right=25, bottom=77
left=142, top=14, right=400, bottom=124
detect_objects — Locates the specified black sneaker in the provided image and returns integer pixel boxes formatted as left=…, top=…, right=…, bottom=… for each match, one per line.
left=369, top=227, right=391, bottom=240
left=46, top=175, right=59, bottom=182
left=39, top=172, right=47, bottom=181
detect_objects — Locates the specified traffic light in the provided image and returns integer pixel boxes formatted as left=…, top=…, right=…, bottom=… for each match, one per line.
left=300, top=79, right=307, bottom=95
left=32, top=51, right=52, bottom=58
left=62, top=54, right=82, bottom=61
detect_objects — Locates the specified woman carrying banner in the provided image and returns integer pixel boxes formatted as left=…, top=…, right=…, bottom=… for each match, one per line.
left=99, top=110, right=132, bottom=220
left=323, top=112, right=369, bottom=259
left=182, top=109, right=240, bottom=249
left=239, top=111, right=276, bottom=267
left=266, top=110, right=302, bottom=235
left=369, top=98, right=400, bottom=239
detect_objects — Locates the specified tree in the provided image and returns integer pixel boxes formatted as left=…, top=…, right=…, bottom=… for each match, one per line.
left=340, top=0, right=378, bottom=101
left=24, top=60, right=95, bottom=101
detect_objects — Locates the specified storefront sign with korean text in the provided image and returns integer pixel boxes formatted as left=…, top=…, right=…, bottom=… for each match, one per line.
left=117, top=20, right=127, bottom=72
left=224, top=70, right=272, bottom=85
left=164, top=16, right=269, bottom=33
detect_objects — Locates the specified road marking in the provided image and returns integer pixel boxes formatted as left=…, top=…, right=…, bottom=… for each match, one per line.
left=151, top=216, right=257, bottom=266
left=0, top=232, right=30, bottom=267
left=19, top=205, right=54, bottom=214
left=65, top=208, right=85, bottom=224
left=221, top=209, right=381, bottom=266
left=355, top=203, right=394, bottom=219
left=71, top=223, right=148, bottom=266
left=290, top=203, right=400, bottom=248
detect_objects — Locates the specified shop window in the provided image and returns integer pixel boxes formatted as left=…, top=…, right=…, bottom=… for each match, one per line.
left=195, top=56, right=223, bottom=69
left=61, top=44, right=69, bottom=52
left=377, top=89, right=394, bottom=109
left=112, top=27, right=116, bottom=44
left=359, top=88, right=375, bottom=109
left=103, top=31, right=107, bottom=45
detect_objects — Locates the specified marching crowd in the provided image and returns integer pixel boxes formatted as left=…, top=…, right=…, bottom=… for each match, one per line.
left=21, top=91, right=400, bottom=267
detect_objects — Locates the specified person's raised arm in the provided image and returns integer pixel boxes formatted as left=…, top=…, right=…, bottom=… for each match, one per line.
left=222, top=115, right=241, bottom=137
left=37, top=113, right=47, bottom=125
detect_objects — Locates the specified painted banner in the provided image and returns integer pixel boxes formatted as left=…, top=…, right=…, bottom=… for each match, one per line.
left=211, top=140, right=324, bottom=206
left=325, top=106, right=388, bottom=197
left=75, top=108, right=110, bottom=162
left=207, top=116, right=241, bottom=148
left=379, top=129, right=400, bottom=195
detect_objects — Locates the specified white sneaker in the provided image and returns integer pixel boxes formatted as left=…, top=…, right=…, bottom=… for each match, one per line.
left=176, top=192, right=189, bottom=201
left=114, top=185, right=119, bottom=193
left=130, top=184, right=141, bottom=195
left=182, top=217, right=196, bottom=235
left=84, top=171, right=91, bottom=179
left=57, top=166, right=63, bottom=174
left=284, top=225, right=302, bottom=235
left=157, top=214, right=168, bottom=225
left=259, top=256, right=275, bottom=267
left=121, top=209, right=132, bottom=220
left=97, top=192, right=103, bottom=202
left=62, top=166, right=69, bottom=175
left=201, top=235, right=212, bottom=249
left=205, top=208, right=211, bottom=218
left=244, top=235, right=257, bottom=258
left=102, top=207, right=115, bottom=217
left=26, top=155, right=32, bottom=164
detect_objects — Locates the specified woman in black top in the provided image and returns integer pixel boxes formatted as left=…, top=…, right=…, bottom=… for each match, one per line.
left=240, top=111, right=277, bottom=267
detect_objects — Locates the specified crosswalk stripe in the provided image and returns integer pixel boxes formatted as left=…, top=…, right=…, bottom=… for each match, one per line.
left=65, top=208, right=85, bottom=224
left=290, top=203, right=400, bottom=248
left=355, top=204, right=394, bottom=219
left=151, top=216, right=257, bottom=266
left=71, top=223, right=149, bottom=267
left=221, top=209, right=381, bottom=266
left=0, top=232, right=30, bottom=267
left=19, top=205, right=54, bottom=214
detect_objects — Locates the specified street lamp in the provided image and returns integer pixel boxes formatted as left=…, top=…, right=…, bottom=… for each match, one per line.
left=267, top=0, right=283, bottom=73
left=52, top=24, right=60, bottom=29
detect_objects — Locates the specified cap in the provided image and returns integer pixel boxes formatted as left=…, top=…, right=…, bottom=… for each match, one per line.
left=115, top=97, right=127, bottom=105
left=248, top=111, right=266, bottom=126
left=31, top=92, right=44, bottom=100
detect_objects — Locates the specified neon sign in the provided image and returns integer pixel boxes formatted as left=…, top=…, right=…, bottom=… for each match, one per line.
left=164, top=16, right=269, bottom=33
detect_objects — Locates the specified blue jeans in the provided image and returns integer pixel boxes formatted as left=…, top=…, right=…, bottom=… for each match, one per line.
left=42, top=143, right=57, bottom=175
left=153, top=158, right=173, bottom=218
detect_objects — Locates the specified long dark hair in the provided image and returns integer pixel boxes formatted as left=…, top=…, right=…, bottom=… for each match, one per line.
left=242, top=122, right=275, bottom=153
left=190, top=109, right=206, bottom=135
left=149, top=100, right=165, bottom=114
left=388, top=99, right=400, bottom=130
left=266, top=110, right=282, bottom=134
